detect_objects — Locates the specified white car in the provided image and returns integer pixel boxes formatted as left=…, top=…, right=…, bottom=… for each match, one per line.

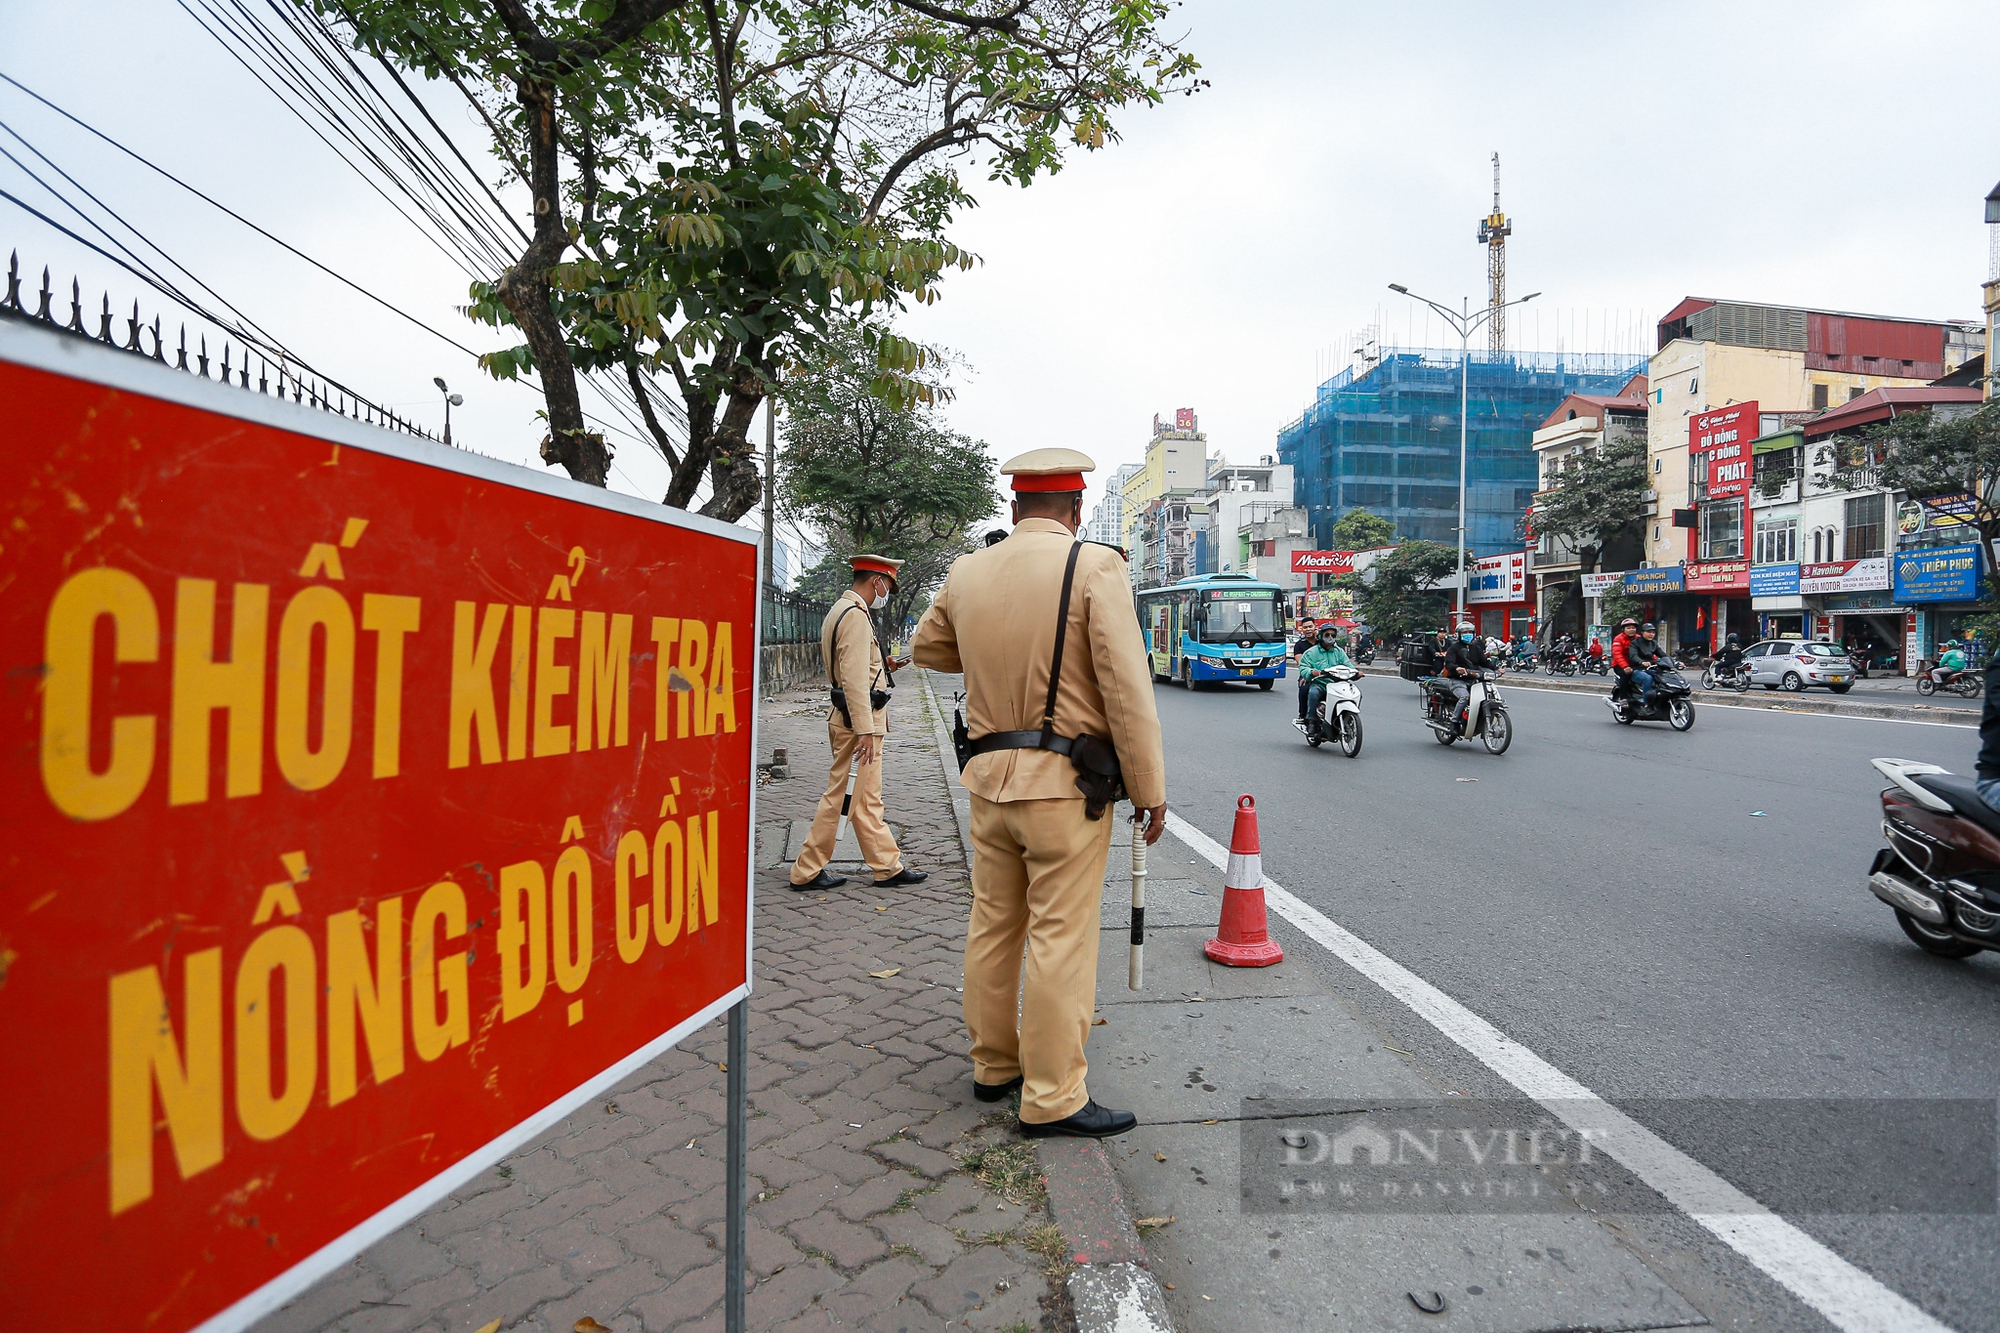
left=1743, top=639, right=1854, bottom=694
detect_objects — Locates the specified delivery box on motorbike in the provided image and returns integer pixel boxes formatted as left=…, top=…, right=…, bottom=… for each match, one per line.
left=1398, top=633, right=1438, bottom=682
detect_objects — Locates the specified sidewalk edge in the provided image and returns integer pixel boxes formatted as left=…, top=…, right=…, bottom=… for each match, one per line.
left=1036, top=1139, right=1177, bottom=1333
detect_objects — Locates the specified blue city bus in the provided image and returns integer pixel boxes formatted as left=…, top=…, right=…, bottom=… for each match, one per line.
left=1135, top=573, right=1291, bottom=689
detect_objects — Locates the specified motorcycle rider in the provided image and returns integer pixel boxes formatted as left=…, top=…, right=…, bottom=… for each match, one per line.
left=1712, top=632, right=1745, bottom=683
left=1440, top=619, right=1492, bottom=722
left=1609, top=617, right=1641, bottom=696
left=1628, top=621, right=1668, bottom=700
left=1937, top=639, right=1969, bottom=688
left=1295, top=623, right=1352, bottom=732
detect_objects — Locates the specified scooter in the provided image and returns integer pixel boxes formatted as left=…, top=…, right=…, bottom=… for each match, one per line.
left=1915, top=663, right=1984, bottom=698
left=1295, top=664, right=1364, bottom=756
left=1420, top=670, right=1512, bottom=754
left=1700, top=659, right=1751, bottom=692
left=1866, top=758, right=2000, bottom=958
left=1607, top=667, right=1695, bottom=730
left=1579, top=653, right=1610, bottom=676
left=1352, top=639, right=1377, bottom=665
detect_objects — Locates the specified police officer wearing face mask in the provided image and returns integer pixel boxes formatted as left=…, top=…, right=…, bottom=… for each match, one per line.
left=790, top=555, right=929, bottom=891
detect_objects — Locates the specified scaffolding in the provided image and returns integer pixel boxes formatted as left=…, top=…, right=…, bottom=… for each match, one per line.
left=1276, top=347, right=1646, bottom=557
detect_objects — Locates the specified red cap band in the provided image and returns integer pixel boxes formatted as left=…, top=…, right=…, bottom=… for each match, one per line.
left=1010, top=472, right=1086, bottom=493
left=852, top=558, right=899, bottom=578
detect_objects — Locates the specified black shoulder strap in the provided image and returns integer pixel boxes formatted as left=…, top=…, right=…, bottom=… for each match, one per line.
left=1040, top=542, right=1085, bottom=744
left=831, top=600, right=888, bottom=687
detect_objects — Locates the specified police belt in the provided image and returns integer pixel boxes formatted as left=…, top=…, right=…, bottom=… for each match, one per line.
left=964, top=728, right=1083, bottom=758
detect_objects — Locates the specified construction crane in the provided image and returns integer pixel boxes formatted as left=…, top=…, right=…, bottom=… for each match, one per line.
left=1477, top=152, right=1511, bottom=353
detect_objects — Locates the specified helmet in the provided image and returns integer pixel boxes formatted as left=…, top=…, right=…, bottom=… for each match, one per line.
left=1726, top=633, right=1740, bottom=645
left=1316, top=623, right=1338, bottom=639
left=1454, top=620, right=1475, bottom=633
left=1640, top=621, right=1656, bottom=632
left=1618, top=617, right=1639, bottom=631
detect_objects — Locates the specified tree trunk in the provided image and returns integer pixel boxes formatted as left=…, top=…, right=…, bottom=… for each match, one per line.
left=496, top=77, right=609, bottom=488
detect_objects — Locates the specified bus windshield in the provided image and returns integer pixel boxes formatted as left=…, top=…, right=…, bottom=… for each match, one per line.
left=1201, top=590, right=1280, bottom=641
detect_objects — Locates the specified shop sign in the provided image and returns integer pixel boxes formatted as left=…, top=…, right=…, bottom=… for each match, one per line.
left=1466, top=551, right=1529, bottom=605
left=0, top=329, right=757, bottom=1333
left=1896, top=500, right=1925, bottom=536
left=1685, top=560, right=1750, bottom=593
left=1623, top=566, right=1686, bottom=595
left=1691, top=402, right=1756, bottom=501
left=1749, top=563, right=1801, bottom=597
left=1820, top=592, right=1903, bottom=613
left=1919, top=493, right=1978, bottom=530
left=1798, top=558, right=1890, bottom=595
left=1892, top=543, right=1984, bottom=604
left=1290, top=549, right=1354, bottom=576
left=1580, top=572, right=1624, bottom=598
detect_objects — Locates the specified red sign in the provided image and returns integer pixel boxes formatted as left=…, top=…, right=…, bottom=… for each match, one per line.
left=1174, top=407, right=1196, bottom=431
left=1291, top=549, right=1355, bottom=575
left=0, top=329, right=756, bottom=1331
left=1691, top=401, right=1757, bottom=501
left=1685, top=559, right=1751, bottom=593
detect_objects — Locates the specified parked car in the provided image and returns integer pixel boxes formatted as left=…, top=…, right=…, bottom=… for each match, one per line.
left=1743, top=639, right=1854, bottom=693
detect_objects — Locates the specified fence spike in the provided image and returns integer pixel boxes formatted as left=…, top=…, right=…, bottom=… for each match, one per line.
left=175, top=325, right=189, bottom=371
left=35, top=266, right=54, bottom=321
left=4, top=251, right=20, bottom=312
left=126, top=301, right=142, bottom=352
left=258, top=356, right=269, bottom=395
left=240, top=351, right=250, bottom=388
left=221, top=343, right=231, bottom=384
left=197, top=335, right=210, bottom=379
left=67, top=279, right=85, bottom=333
left=150, top=316, right=165, bottom=362
left=98, top=293, right=115, bottom=343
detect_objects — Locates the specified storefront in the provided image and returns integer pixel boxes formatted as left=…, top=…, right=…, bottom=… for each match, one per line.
left=1798, top=558, right=1900, bottom=671
left=1468, top=551, right=1534, bottom=640
left=1749, top=562, right=1804, bottom=640
left=1892, top=542, right=1987, bottom=668
left=1683, top=560, right=1752, bottom=651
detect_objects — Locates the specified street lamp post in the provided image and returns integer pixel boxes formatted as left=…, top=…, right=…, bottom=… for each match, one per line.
left=1387, top=283, right=1541, bottom=622
left=432, top=376, right=464, bottom=446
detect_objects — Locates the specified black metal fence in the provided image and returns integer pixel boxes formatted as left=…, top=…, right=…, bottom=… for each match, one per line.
left=763, top=583, right=828, bottom=644
left=1, top=250, right=442, bottom=442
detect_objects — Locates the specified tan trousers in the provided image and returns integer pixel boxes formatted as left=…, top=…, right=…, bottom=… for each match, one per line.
left=790, top=721, right=903, bottom=883
left=964, top=793, right=1114, bottom=1123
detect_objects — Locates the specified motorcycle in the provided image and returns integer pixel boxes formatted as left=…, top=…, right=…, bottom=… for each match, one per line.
left=1607, top=666, right=1695, bottom=730
left=1420, top=669, right=1513, bottom=754
left=1547, top=648, right=1579, bottom=677
left=1700, top=659, right=1751, bottom=692
left=1674, top=643, right=1707, bottom=668
left=1295, top=664, right=1364, bottom=756
left=1352, top=639, right=1377, bottom=665
left=1915, top=663, right=1983, bottom=698
left=1509, top=645, right=1539, bottom=673
left=1866, top=757, right=2000, bottom=958
left=1580, top=652, right=1610, bottom=676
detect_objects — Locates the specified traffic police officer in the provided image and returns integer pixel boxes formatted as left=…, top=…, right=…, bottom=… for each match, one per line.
left=790, top=555, right=929, bottom=891
left=912, top=449, right=1167, bottom=1138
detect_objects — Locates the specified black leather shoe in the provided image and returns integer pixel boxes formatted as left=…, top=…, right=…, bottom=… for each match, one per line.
left=789, top=869, right=847, bottom=891
left=972, top=1075, right=1024, bottom=1103
left=874, top=866, right=928, bottom=887
left=1019, top=1099, right=1138, bottom=1139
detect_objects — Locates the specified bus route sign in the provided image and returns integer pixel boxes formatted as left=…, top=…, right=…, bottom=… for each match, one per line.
left=0, top=324, right=757, bottom=1332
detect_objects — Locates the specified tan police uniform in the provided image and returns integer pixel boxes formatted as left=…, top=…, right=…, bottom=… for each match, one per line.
left=790, top=560, right=906, bottom=885
left=910, top=451, right=1165, bottom=1124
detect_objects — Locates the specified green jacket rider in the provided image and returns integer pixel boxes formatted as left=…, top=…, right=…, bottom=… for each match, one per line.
left=1296, top=630, right=1352, bottom=724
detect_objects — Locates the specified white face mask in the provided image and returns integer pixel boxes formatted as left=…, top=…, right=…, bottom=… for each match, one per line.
left=870, top=585, right=889, bottom=610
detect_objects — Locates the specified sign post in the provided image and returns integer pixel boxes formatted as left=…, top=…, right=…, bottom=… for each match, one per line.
left=0, top=322, right=757, bottom=1332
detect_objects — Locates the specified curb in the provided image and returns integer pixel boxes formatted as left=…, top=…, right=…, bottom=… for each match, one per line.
left=1354, top=662, right=1977, bottom=726
left=1036, top=1138, right=1176, bottom=1333
left=915, top=667, right=974, bottom=865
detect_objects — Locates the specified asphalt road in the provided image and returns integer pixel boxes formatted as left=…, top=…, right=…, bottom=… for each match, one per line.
left=1153, top=673, right=2000, bottom=1331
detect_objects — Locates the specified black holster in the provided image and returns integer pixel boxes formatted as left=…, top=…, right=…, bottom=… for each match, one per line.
left=830, top=687, right=891, bottom=730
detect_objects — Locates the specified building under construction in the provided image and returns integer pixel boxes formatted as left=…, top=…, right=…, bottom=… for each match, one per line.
left=1276, top=349, right=1646, bottom=557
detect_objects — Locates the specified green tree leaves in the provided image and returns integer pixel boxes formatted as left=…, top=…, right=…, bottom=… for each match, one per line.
left=1329, top=507, right=1397, bottom=550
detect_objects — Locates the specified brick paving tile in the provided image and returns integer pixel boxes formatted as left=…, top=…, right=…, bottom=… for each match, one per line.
left=260, top=686, right=1060, bottom=1333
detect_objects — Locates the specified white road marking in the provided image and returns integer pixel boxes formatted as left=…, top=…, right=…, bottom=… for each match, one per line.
left=1165, top=810, right=1954, bottom=1333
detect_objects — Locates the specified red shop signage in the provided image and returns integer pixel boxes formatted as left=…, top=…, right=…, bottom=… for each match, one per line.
left=1691, top=401, right=1758, bottom=501
left=1290, top=549, right=1355, bottom=575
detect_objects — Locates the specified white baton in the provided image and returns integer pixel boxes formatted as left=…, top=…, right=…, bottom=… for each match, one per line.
left=1129, top=813, right=1147, bottom=990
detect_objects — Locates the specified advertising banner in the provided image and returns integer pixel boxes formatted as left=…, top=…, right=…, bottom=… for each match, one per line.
left=1580, top=572, right=1624, bottom=598
left=1690, top=402, right=1757, bottom=501
left=1750, top=564, right=1801, bottom=598
left=1685, top=560, right=1750, bottom=593
left=0, top=328, right=757, bottom=1333
left=1290, top=549, right=1354, bottom=576
left=1623, top=566, right=1686, bottom=596
left=1798, top=558, right=1891, bottom=595
left=1893, top=543, right=1984, bottom=604
left=1919, top=493, right=1978, bottom=530
left=1466, top=551, right=1529, bottom=605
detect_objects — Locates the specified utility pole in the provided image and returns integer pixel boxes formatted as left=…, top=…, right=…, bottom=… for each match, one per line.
left=762, top=397, right=777, bottom=587
left=1478, top=153, right=1512, bottom=354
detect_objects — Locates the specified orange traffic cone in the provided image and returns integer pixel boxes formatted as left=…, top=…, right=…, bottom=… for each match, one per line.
left=1203, top=794, right=1283, bottom=967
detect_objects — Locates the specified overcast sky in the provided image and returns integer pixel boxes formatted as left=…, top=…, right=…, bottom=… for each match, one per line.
left=3, top=1, right=1995, bottom=541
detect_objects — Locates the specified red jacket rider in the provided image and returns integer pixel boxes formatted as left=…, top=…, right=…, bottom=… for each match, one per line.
left=1609, top=620, right=1639, bottom=672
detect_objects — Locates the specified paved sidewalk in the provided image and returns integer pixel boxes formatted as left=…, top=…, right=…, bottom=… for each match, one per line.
left=263, top=686, right=1066, bottom=1333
